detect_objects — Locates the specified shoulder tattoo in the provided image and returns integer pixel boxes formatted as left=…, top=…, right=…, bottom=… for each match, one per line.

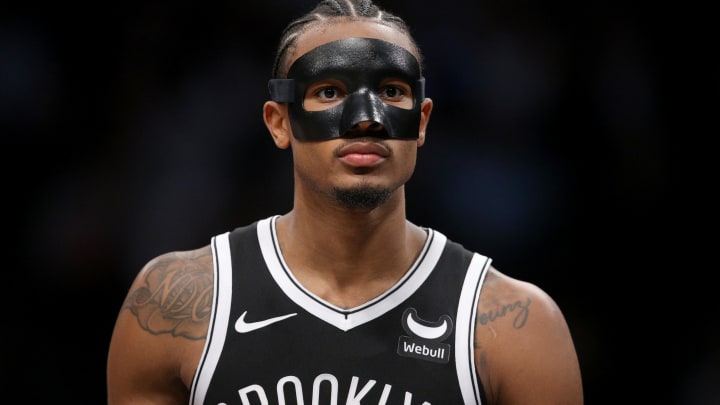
left=477, top=297, right=532, bottom=330
left=123, top=251, right=213, bottom=340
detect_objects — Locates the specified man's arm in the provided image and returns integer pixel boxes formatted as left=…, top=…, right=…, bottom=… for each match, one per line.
left=107, top=247, right=213, bottom=405
left=474, top=268, right=584, bottom=405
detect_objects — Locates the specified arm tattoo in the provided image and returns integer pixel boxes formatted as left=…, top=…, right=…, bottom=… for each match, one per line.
left=123, top=252, right=213, bottom=339
left=476, top=297, right=532, bottom=330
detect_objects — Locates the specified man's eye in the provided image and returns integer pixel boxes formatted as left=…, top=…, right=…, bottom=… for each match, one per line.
left=380, top=86, right=405, bottom=99
left=316, top=87, right=339, bottom=99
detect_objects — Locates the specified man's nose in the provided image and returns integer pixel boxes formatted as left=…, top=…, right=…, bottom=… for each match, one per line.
left=352, top=121, right=384, bottom=132
left=339, top=89, right=386, bottom=134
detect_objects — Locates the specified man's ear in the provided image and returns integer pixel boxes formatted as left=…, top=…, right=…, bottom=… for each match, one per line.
left=417, top=98, right=433, bottom=147
left=263, top=101, right=292, bottom=149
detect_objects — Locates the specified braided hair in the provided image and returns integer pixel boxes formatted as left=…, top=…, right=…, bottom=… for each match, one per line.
left=270, top=0, right=422, bottom=78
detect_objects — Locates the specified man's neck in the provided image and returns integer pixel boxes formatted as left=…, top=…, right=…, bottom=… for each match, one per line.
left=273, top=204, right=427, bottom=308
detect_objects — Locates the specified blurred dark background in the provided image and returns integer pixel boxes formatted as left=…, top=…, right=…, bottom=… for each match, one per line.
left=2, top=0, right=715, bottom=403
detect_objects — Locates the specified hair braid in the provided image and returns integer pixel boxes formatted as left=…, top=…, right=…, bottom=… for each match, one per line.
left=270, top=0, right=421, bottom=78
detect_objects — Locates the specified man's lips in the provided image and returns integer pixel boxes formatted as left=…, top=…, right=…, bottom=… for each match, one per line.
left=337, top=142, right=390, bottom=167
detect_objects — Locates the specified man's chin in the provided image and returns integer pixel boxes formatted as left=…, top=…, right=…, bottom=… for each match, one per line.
left=332, top=186, right=391, bottom=209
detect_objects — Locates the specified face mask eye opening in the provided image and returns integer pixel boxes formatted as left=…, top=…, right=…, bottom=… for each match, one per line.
left=301, top=79, right=348, bottom=112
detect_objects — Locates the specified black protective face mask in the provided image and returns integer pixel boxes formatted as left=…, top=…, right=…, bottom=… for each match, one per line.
left=268, top=37, right=425, bottom=141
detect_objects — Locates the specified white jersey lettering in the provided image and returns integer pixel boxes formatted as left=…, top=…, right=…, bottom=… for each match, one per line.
left=238, top=384, right=269, bottom=405
left=312, top=373, right=339, bottom=405
left=346, top=376, right=376, bottom=404
left=277, top=376, right=304, bottom=404
left=234, top=373, right=433, bottom=405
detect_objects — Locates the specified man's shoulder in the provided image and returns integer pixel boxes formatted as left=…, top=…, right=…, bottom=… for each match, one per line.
left=132, top=246, right=215, bottom=299
left=477, top=266, right=569, bottom=338
left=481, top=267, right=552, bottom=304
left=125, top=245, right=214, bottom=340
left=144, top=245, right=213, bottom=271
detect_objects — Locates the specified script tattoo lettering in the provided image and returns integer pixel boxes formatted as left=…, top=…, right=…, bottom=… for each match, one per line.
left=123, top=252, right=213, bottom=339
left=477, top=297, right=531, bottom=329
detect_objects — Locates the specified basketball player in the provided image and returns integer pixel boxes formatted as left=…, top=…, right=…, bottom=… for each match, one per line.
left=107, top=1, right=584, bottom=404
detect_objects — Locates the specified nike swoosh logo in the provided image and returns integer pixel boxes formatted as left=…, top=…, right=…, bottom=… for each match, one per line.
left=235, top=311, right=297, bottom=333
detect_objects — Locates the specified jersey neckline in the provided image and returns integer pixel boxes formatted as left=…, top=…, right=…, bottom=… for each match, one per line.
left=257, top=215, right=448, bottom=331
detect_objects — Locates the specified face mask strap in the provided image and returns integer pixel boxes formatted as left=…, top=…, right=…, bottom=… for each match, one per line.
left=268, top=79, right=295, bottom=103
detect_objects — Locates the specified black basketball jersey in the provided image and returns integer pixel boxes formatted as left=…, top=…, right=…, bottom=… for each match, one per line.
left=190, top=216, right=492, bottom=405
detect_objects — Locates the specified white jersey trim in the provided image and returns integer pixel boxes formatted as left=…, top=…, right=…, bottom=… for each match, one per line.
left=258, top=215, right=448, bottom=331
left=455, top=253, right=491, bottom=405
left=190, top=232, right=233, bottom=405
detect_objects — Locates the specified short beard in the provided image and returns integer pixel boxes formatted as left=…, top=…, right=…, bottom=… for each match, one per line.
left=332, top=186, right=392, bottom=209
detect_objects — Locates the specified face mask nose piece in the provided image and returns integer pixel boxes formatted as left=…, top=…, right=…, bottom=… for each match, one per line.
left=339, top=89, right=389, bottom=137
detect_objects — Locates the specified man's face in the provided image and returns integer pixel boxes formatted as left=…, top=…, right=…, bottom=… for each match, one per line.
left=264, top=21, right=432, bottom=209
left=269, top=38, right=424, bottom=141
